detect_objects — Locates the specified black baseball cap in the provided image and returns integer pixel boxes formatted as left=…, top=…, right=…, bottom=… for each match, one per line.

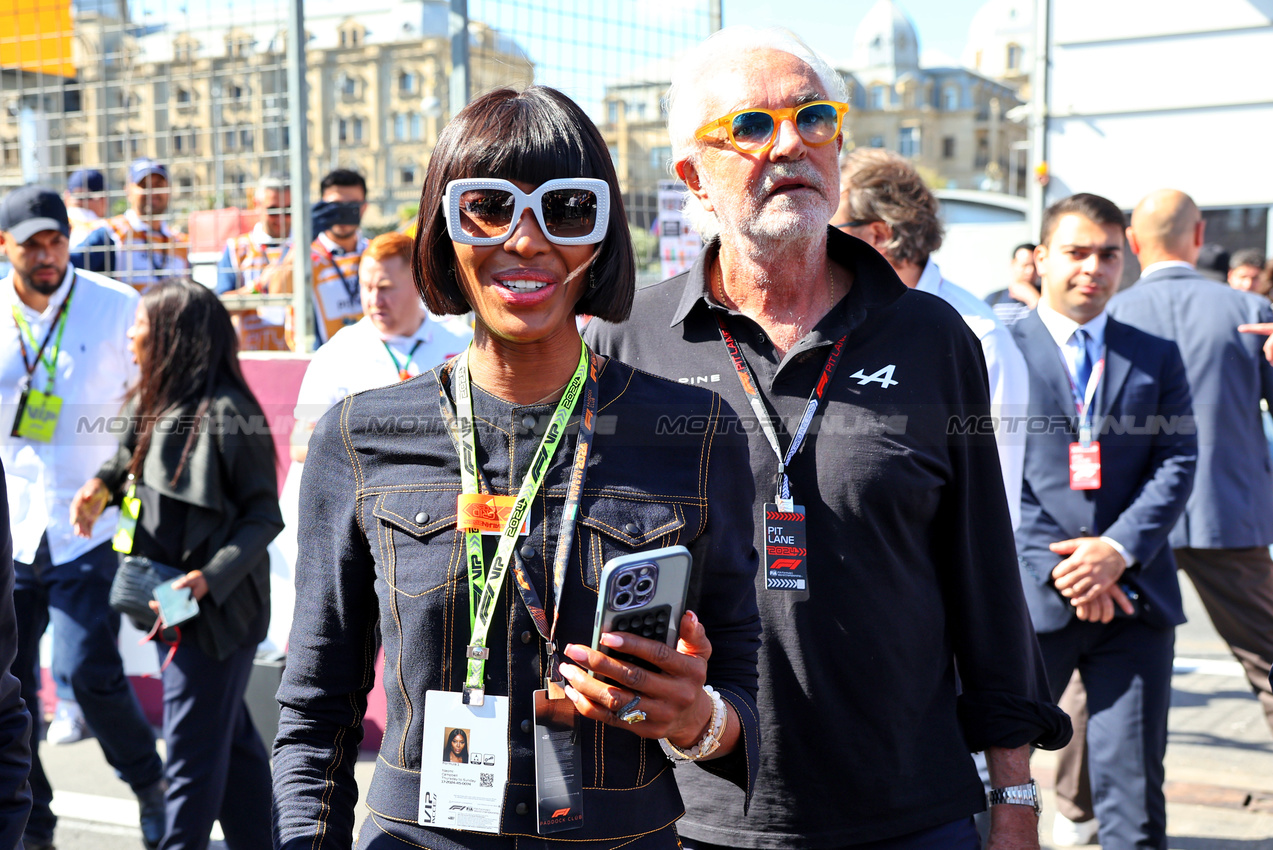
left=0, top=185, right=71, bottom=243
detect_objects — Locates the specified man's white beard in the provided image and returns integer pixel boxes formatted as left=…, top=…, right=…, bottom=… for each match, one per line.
left=706, top=162, right=836, bottom=248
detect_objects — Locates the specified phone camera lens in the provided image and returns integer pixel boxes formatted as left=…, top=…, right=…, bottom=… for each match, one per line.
left=616, top=572, right=635, bottom=588
left=635, top=577, right=654, bottom=594
left=614, top=591, right=633, bottom=608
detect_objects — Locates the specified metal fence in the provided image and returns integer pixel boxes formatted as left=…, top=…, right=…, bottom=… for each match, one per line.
left=1, top=0, right=720, bottom=347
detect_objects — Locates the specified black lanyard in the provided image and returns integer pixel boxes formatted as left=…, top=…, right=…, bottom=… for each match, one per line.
left=316, top=242, right=359, bottom=304
left=715, top=314, right=846, bottom=507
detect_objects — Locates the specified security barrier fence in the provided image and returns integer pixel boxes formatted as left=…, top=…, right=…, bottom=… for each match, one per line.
left=1, top=0, right=720, bottom=347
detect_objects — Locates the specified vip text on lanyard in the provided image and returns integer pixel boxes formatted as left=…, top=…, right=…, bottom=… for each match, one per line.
left=452, top=343, right=593, bottom=705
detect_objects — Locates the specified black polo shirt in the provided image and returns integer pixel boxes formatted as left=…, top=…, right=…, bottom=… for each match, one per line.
left=585, top=228, right=1069, bottom=848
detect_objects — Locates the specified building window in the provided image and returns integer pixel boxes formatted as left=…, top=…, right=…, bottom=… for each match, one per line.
left=898, top=126, right=919, bottom=158
left=129, top=137, right=140, bottom=155
left=649, top=146, right=671, bottom=172
left=176, top=87, right=191, bottom=106
left=353, top=117, right=364, bottom=144
left=942, top=136, right=955, bottom=159
left=63, top=87, right=81, bottom=113
left=393, top=113, right=406, bottom=140
left=65, top=143, right=81, bottom=165
left=943, top=87, right=959, bottom=111
left=1006, top=43, right=1023, bottom=71
left=869, top=135, right=884, bottom=148
left=240, top=128, right=253, bottom=151
left=337, top=73, right=357, bottom=98
left=870, top=85, right=887, bottom=110
left=409, top=113, right=422, bottom=140
left=337, top=118, right=348, bottom=143
left=224, top=128, right=237, bottom=150
left=400, top=163, right=417, bottom=185
left=607, top=101, right=619, bottom=125
left=177, top=174, right=193, bottom=191
left=229, top=83, right=245, bottom=101
left=398, top=71, right=416, bottom=94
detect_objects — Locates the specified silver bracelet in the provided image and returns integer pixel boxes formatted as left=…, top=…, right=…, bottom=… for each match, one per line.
left=659, top=685, right=727, bottom=763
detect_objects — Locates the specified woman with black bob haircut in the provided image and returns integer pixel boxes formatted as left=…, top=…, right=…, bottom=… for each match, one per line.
left=273, top=86, right=762, bottom=850
left=71, top=280, right=282, bottom=850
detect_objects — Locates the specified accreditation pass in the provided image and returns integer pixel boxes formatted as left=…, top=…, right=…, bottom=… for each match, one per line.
left=419, top=690, right=510, bottom=834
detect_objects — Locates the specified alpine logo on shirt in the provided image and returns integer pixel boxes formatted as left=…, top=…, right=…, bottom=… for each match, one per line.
left=850, top=364, right=899, bottom=388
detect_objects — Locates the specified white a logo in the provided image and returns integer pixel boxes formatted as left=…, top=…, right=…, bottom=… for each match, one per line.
left=850, top=365, right=898, bottom=388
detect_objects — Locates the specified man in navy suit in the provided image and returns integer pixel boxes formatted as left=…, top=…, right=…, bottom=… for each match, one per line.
left=1013, top=193, right=1197, bottom=850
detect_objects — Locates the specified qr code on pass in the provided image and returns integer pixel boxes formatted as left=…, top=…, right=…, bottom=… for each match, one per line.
left=480, top=772, right=494, bottom=788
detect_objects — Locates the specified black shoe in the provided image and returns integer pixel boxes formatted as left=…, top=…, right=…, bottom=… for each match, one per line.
left=135, top=778, right=168, bottom=850
left=22, top=838, right=55, bottom=850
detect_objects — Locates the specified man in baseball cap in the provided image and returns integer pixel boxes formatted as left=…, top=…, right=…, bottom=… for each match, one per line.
left=71, top=157, right=188, bottom=292
left=64, top=169, right=107, bottom=248
left=0, top=185, right=167, bottom=850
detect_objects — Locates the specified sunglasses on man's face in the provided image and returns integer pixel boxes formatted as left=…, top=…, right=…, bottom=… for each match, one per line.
left=442, top=178, right=610, bottom=246
left=694, top=101, right=850, bottom=156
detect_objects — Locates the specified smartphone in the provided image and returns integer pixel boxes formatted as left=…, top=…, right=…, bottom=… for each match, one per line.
left=153, top=580, right=201, bottom=627
left=590, top=546, right=692, bottom=673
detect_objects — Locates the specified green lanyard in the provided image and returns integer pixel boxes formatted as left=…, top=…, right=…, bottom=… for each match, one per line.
left=452, top=342, right=590, bottom=705
left=382, top=339, right=423, bottom=381
left=12, top=280, right=76, bottom=392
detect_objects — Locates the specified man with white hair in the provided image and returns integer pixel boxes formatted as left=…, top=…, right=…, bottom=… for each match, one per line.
left=586, top=25, right=1068, bottom=850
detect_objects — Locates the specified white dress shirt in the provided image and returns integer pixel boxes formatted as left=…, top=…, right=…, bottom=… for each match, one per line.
left=1138, top=260, right=1194, bottom=279
left=1033, top=300, right=1132, bottom=564
left=293, top=314, right=473, bottom=423
left=1, top=265, right=139, bottom=564
left=916, top=258, right=1029, bottom=529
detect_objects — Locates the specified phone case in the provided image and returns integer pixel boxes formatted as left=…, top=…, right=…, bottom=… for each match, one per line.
left=153, top=580, right=201, bottom=627
left=590, top=546, right=692, bottom=671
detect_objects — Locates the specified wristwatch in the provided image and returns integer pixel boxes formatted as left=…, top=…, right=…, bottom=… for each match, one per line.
left=987, top=779, right=1041, bottom=817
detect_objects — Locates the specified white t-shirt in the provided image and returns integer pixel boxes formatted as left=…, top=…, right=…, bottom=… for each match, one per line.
left=293, top=314, right=472, bottom=424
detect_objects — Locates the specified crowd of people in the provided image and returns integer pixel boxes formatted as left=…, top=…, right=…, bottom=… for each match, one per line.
left=0, top=20, right=1272, bottom=850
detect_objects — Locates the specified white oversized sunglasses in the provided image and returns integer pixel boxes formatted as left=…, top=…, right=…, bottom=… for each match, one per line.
left=442, top=178, right=610, bottom=246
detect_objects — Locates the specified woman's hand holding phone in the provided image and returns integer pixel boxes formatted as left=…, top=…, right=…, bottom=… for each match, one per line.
left=558, top=610, right=715, bottom=749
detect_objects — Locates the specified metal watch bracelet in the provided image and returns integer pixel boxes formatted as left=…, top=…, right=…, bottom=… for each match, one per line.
left=659, top=685, right=726, bottom=763
left=986, top=779, right=1042, bottom=816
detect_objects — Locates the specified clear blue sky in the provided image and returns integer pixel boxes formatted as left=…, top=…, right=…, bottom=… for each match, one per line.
left=722, top=0, right=987, bottom=68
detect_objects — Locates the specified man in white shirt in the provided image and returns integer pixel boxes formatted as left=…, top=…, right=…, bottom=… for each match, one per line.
left=837, top=147, right=1029, bottom=528
left=0, top=187, right=167, bottom=850
left=290, top=231, right=472, bottom=462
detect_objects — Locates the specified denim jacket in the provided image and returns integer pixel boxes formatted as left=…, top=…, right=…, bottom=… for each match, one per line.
left=272, top=355, right=761, bottom=849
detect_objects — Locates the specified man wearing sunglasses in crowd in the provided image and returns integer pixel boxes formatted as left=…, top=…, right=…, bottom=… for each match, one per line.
left=586, top=25, right=1069, bottom=850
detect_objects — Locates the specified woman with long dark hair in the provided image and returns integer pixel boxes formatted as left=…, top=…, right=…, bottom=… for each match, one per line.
left=272, top=86, right=762, bottom=850
left=70, top=280, right=282, bottom=850
left=443, top=728, right=470, bottom=764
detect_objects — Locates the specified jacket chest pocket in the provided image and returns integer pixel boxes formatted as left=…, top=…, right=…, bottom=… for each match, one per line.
left=370, top=489, right=462, bottom=598
left=576, top=495, right=688, bottom=590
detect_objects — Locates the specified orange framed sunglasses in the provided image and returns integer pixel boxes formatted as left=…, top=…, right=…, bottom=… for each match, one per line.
left=694, top=101, right=850, bottom=155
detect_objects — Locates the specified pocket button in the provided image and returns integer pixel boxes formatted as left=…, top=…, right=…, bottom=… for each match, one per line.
left=520, top=544, right=536, bottom=560
left=521, top=719, right=532, bottom=734
left=623, top=522, right=640, bottom=536
left=520, top=630, right=532, bottom=644
left=414, top=512, right=429, bottom=525
left=515, top=803, right=529, bottom=815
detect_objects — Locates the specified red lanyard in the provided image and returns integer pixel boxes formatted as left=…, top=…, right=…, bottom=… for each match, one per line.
left=715, top=314, right=846, bottom=506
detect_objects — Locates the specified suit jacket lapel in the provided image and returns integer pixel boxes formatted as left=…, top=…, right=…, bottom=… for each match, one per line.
left=1097, top=317, right=1133, bottom=415
left=1014, top=312, right=1077, bottom=421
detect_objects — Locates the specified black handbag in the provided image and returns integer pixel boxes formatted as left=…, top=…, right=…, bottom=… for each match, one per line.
left=109, top=554, right=185, bottom=625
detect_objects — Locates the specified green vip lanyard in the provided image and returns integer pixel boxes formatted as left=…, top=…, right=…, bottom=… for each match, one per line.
left=383, top=339, right=423, bottom=381
left=11, top=281, right=76, bottom=393
left=453, top=342, right=590, bottom=705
